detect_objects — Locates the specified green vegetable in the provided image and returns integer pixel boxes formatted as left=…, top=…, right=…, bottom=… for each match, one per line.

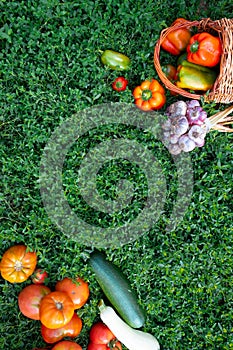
left=99, top=301, right=160, bottom=350
left=176, top=60, right=217, bottom=91
left=89, top=251, right=145, bottom=328
left=100, top=50, right=131, bottom=70
left=177, top=53, right=187, bottom=66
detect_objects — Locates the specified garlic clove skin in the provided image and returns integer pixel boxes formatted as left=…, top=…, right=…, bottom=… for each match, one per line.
left=162, top=119, right=172, bottom=131
left=195, top=138, right=205, bottom=147
left=170, top=134, right=179, bottom=144
left=168, top=143, right=182, bottom=155
left=186, top=100, right=200, bottom=109
left=188, top=125, right=206, bottom=146
left=186, top=106, right=207, bottom=126
left=170, top=116, right=189, bottom=137
left=178, top=135, right=196, bottom=152
left=166, top=101, right=187, bottom=117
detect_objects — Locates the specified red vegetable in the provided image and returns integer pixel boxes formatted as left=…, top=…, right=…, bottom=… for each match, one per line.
left=18, top=284, right=51, bottom=320
left=186, top=32, right=222, bottom=67
left=51, top=341, right=82, bottom=350
left=112, top=76, right=128, bottom=91
left=88, top=322, right=122, bottom=350
left=55, top=276, right=89, bottom=309
left=41, top=313, right=82, bottom=343
left=89, top=322, right=115, bottom=345
left=161, top=64, right=178, bottom=81
left=87, top=341, right=122, bottom=350
left=32, top=269, right=48, bottom=284
left=161, top=18, right=192, bottom=56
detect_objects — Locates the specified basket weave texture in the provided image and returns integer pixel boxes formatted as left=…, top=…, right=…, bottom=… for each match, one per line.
left=154, top=18, right=233, bottom=104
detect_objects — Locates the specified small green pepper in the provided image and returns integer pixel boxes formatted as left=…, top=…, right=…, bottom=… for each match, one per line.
left=100, top=50, right=131, bottom=70
left=176, top=60, right=217, bottom=91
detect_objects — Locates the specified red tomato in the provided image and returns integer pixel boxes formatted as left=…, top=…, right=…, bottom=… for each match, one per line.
left=51, top=340, right=82, bottom=350
left=32, top=268, right=48, bottom=284
left=112, top=76, right=128, bottom=91
left=18, top=284, right=51, bottom=320
left=87, top=343, right=106, bottom=350
left=87, top=342, right=122, bottom=350
left=55, top=276, right=89, bottom=309
left=41, top=313, right=82, bottom=343
left=89, top=322, right=115, bottom=344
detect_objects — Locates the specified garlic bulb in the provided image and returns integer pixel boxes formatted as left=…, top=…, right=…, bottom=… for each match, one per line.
left=170, top=116, right=189, bottom=137
left=163, top=100, right=210, bottom=154
left=178, top=135, right=196, bottom=152
left=166, top=100, right=187, bottom=117
left=188, top=125, right=206, bottom=146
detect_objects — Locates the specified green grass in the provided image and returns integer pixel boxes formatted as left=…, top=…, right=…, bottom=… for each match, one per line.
left=1, top=0, right=233, bottom=349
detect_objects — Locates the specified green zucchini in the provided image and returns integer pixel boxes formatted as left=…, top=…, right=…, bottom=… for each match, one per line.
left=89, top=251, right=145, bottom=329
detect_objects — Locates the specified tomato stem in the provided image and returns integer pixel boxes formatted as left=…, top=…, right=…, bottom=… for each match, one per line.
left=14, top=260, right=23, bottom=271
left=56, top=302, right=63, bottom=310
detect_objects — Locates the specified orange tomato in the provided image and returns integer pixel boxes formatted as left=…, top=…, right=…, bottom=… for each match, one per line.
left=39, top=291, right=75, bottom=329
left=133, top=79, right=166, bottom=111
left=55, top=276, right=89, bottom=309
left=0, top=244, right=37, bottom=283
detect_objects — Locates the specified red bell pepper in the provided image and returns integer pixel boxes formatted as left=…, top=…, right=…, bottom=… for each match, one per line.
left=187, top=32, right=222, bottom=67
left=161, top=18, right=192, bottom=56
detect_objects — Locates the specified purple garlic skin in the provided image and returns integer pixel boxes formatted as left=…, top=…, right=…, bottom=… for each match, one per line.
left=163, top=100, right=209, bottom=154
left=186, top=105, right=207, bottom=126
left=166, top=100, right=187, bottom=117
left=186, top=100, right=200, bottom=109
left=188, top=125, right=206, bottom=147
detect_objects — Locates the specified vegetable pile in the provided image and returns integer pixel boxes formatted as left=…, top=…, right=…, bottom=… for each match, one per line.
left=1, top=12, right=233, bottom=350
left=0, top=244, right=88, bottom=349
left=0, top=245, right=160, bottom=349
left=160, top=18, right=223, bottom=93
left=162, top=100, right=209, bottom=154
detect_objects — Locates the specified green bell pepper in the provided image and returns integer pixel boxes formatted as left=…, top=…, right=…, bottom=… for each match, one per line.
left=100, top=50, right=131, bottom=70
left=176, top=60, right=217, bottom=91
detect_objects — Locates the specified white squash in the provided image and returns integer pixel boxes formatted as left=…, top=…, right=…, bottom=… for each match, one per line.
left=99, top=303, right=160, bottom=350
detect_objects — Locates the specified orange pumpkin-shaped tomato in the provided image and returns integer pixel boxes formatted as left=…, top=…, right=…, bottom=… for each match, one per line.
left=55, top=277, right=89, bottom=309
left=0, top=244, right=37, bottom=283
left=39, top=291, right=75, bottom=329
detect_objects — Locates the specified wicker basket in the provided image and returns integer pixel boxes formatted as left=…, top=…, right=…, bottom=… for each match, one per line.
left=154, top=18, right=233, bottom=104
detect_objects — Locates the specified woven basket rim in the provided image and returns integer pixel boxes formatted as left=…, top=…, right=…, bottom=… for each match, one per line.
left=154, top=17, right=233, bottom=104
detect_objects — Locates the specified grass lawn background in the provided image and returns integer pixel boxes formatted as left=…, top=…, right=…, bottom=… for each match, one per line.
left=1, top=1, right=233, bottom=349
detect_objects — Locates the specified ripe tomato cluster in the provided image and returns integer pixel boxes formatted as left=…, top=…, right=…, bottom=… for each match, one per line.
left=18, top=275, right=89, bottom=348
left=0, top=245, right=122, bottom=350
left=0, top=244, right=89, bottom=349
left=87, top=322, right=122, bottom=350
